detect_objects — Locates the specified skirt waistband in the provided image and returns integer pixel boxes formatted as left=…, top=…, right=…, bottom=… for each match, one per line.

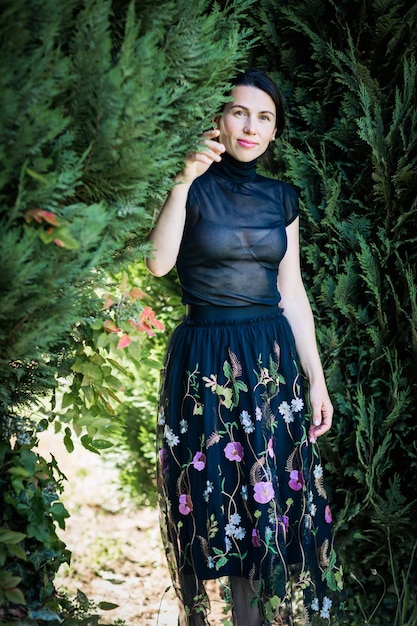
left=186, top=304, right=281, bottom=321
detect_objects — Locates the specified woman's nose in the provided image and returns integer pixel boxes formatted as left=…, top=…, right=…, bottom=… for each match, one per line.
left=243, top=117, right=256, bottom=134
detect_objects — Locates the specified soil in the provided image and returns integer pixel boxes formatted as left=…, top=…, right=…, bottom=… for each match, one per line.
left=36, top=431, right=179, bottom=626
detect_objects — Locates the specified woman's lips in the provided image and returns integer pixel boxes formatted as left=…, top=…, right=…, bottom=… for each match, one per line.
left=237, top=139, right=258, bottom=148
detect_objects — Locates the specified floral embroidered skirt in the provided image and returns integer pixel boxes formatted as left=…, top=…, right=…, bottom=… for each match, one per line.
left=156, top=305, right=342, bottom=624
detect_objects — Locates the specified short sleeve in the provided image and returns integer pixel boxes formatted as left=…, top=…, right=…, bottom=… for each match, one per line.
left=281, top=182, right=299, bottom=226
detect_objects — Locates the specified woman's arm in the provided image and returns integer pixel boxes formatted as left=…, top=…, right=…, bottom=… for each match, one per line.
left=278, top=218, right=333, bottom=440
left=146, top=129, right=225, bottom=277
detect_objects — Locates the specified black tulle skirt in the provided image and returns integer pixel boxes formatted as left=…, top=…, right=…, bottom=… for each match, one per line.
left=156, top=305, right=342, bottom=624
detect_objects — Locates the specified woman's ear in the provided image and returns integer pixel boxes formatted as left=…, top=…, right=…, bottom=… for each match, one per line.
left=212, top=115, right=220, bottom=129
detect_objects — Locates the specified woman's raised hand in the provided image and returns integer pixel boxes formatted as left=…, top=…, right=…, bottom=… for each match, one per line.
left=175, top=129, right=225, bottom=185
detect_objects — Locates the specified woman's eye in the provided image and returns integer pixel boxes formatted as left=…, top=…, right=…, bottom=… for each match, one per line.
left=234, top=110, right=245, bottom=117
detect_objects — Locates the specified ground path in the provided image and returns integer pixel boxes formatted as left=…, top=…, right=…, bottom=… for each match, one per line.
left=37, top=431, right=179, bottom=625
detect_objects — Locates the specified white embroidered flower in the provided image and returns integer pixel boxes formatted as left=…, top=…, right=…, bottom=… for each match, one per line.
left=203, top=374, right=217, bottom=391
left=291, top=397, right=304, bottom=412
left=311, top=598, right=319, bottom=612
left=313, top=464, right=323, bottom=479
left=240, top=485, right=248, bottom=500
left=230, top=513, right=241, bottom=526
left=203, top=480, right=214, bottom=502
left=255, top=406, right=263, bottom=421
left=179, top=419, right=188, bottom=434
left=307, top=490, right=317, bottom=516
left=164, top=425, right=179, bottom=447
left=225, top=523, right=236, bottom=537
left=158, top=408, right=165, bottom=425
left=279, top=401, right=294, bottom=423
left=225, top=537, right=232, bottom=553
left=278, top=401, right=290, bottom=415
left=283, top=412, right=294, bottom=424
left=239, top=410, right=254, bottom=433
left=320, top=596, right=332, bottom=619
left=207, top=556, right=215, bottom=569
left=234, top=526, right=246, bottom=540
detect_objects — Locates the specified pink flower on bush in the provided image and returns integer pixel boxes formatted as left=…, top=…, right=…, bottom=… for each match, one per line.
left=179, top=494, right=193, bottom=515
left=117, top=334, right=131, bottom=349
left=129, top=306, right=165, bottom=337
left=224, top=442, right=244, bottom=462
left=192, top=451, right=206, bottom=471
left=325, top=505, right=332, bottom=523
left=103, top=319, right=122, bottom=333
left=253, top=481, right=274, bottom=504
left=252, top=528, right=261, bottom=547
left=289, top=470, right=304, bottom=491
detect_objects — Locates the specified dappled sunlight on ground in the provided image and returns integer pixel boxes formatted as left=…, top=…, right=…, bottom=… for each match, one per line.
left=36, top=431, right=178, bottom=625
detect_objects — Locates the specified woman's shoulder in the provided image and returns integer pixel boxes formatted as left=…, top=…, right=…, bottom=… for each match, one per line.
left=255, top=174, right=299, bottom=203
left=256, top=173, right=297, bottom=191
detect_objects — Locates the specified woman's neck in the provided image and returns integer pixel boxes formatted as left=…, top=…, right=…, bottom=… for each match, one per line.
left=211, top=151, right=257, bottom=182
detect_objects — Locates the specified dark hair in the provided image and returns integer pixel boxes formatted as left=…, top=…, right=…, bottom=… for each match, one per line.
left=229, top=69, right=287, bottom=138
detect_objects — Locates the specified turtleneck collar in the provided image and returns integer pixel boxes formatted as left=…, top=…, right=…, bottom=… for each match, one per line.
left=211, top=151, right=258, bottom=182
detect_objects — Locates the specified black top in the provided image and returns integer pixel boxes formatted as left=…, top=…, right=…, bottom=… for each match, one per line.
left=176, top=152, right=299, bottom=307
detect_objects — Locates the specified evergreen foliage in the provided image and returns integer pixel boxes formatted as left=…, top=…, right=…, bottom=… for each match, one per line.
left=228, top=0, right=417, bottom=623
left=0, top=0, right=254, bottom=615
left=0, top=0, right=253, bottom=418
left=2, top=0, right=416, bottom=622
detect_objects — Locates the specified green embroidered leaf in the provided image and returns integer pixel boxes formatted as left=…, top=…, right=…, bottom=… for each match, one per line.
left=223, top=361, right=232, bottom=379
left=216, top=385, right=233, bottom=408
left=215, top=556, right=228, bottom=570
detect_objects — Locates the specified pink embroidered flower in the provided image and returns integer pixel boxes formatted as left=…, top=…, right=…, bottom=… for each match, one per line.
left=224, top=442, right=244, bottom=462
left=253, top=481, right=274, bottom=504
left=192, top=451, right=206, bottom=471
left=277, top=515, right=289, bottom=532
left=159, top=448, right=169, bottom=474
left=289, top=470, right=304, bottom=491
left=179, top=494, right=193, bottom=515
left=325, top=504, right=332, bottom=523
left=252, top=528, right=261, bottom=547
left=267, top=437, right=274, bottom=458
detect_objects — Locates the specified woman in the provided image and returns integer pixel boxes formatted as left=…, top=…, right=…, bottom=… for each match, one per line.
left=147, top=69, right=342, bottom=625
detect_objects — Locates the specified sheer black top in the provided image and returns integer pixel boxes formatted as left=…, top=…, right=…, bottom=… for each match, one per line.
left=176, top=152, right=299, bottom=307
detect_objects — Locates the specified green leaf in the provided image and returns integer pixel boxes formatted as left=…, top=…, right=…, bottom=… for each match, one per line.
left=223, top=361, right=232, bottom=379
left=215, top=556, right=228, bottom=570
left=5, top=543, right=27, bottom=561
left=0, top=570, right=22, bottom=589
left=140, top=357, right=162, bottom=369
left=63, top=428, right=75, bottom=453
left=98, top=601, right=119, bottom=610
left=0, top=528, right=26, bottom=544
left=89, top=438, right=113, bottom=450
left=107, top=357, right=128, bottom=374
left=80, top=435, right=101, bottom=455
left=7, top=466, right=30, bottom=478
left=5, top=586, right=26, bottom=605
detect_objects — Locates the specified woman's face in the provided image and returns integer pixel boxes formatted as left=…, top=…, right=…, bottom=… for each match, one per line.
left=217, top=85, right=277, bottom=162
